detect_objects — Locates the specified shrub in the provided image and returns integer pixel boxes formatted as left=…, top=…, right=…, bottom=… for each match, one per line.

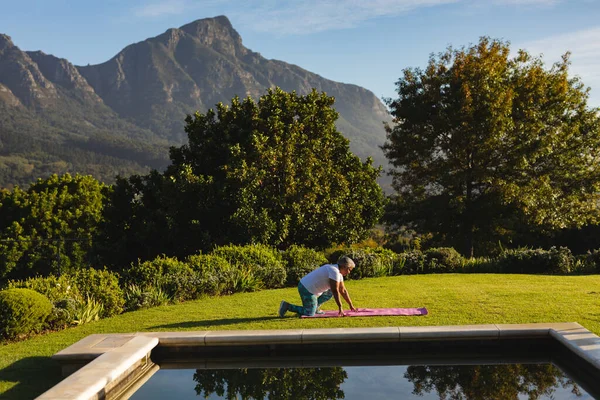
left=123, top=284, right=171, bottom=311
left=72, top=296, right=104, bottom=325
left=397, top=250, right=426, bottom=274
left=423, top=247, right=465, bottom=273
left=69, top=268, right=124, bottom=317
left=0, top=288, right=53, bottom=339
left=327, top=248, right=394, bottom=279
left=47, top=298, right=79, bottom=329
left=123, top=256, right=184, bottom=287
left=496, top=247, right=573, bottom=274
left=211, top=245, right=286, bottom=289
left=7, top=275, right=81, bottom=303
left=583, top=250, right=600, bottom=274
left=282, top=245, right=327, bottom=286
left=462, top=257, right=499, bottom=273
left=186, top=254, right=232, bottom=296
left=323, top=246, right=348, bottom=265
left=160, top=266, right=203, bottom=302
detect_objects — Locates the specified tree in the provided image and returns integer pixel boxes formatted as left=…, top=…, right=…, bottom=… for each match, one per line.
left=169, top=87, right=385, bottom=249
left=95, top=166, right=214, bottom=269
left=0, top=173, right=106, bottom=281
left=383, top=37, right=600, bottom=257
left=193, top=367, right=347, bottom=400
left=405, top=364, right=581, bottom=399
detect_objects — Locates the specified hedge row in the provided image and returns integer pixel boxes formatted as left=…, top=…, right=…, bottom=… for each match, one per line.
left=2, top=244, right=599, bottom=340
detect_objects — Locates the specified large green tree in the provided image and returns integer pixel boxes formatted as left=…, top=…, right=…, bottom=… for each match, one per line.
left=171, top=88, right=385, bottom=248
left=0, top=173, right=106, bottom=281
left=383, top=37, right=600, bottom=257
left=100, top=88, right=385, bottom=266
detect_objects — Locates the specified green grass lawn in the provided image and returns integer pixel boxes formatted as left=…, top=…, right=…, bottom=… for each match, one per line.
left=1, top=273, right=600, bottom=399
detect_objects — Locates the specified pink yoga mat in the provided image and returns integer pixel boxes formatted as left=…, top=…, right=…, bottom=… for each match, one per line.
left=301, top=307, right=428, bottom=318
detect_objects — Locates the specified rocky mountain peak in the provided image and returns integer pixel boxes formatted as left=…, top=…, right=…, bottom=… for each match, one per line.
left=178, top=16, right=247, bottom=58
left=26, top=51, right=99, bottom=98
left=0, top=34, right=14, bottom=54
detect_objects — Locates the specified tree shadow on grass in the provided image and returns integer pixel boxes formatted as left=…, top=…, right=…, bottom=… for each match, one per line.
left=151, top=315, right=282, bottom=330
left=0, top=356, right=62, bottom=400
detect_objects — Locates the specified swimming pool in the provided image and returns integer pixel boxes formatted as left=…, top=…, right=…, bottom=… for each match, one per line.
left=36, top=323, right=600, bottom=399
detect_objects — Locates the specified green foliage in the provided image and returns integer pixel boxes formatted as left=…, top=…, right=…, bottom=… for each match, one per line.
left=7, top=275, right=84, bottom=328
left=169, top=88, right=386, bottom=249
left=405, top=364, right=579, bottom=399
left=462, top=257, right=498, bottom=273
left=397, top=250, right=426, bottom=275
left=423, top=247, right=465, bottom=273
left=326, top=247, right=395, bottom=279
left=383, top=37, right=600, bottom=257
left=281, top=245, right=328, bottom=286
left=569, top=251, right=600, bottom=275
left=0, top=99, right=168, bottom=189
left=123, top=284, right=171, bottom=311
left=6, top=274, right=80, bottom=302
left=122, top=256, right=178, bottom=289
left=0, top=173, right=106, bottom=282
left=47, top=298, right=79, bottom=329
left=186, top=254, right=233, bottom=296
left=160, top=264, right=203, bottom=302
left=72, top=296, right=104, bottom=325
left=122, top=255, right=202, bottom=302
left=211, top=244, right=286, bottom=289
left=69, top=268, right=124, bottom=318
left=496, top=247, right=574, bottom=274
left=0, top=288, right=52, bottom=339
left=96, top=170, right=214, bottom=270
left=193, top=367, right=347, bottom=400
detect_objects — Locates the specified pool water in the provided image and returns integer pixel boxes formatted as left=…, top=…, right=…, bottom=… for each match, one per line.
left=128, top=363, right=592, bottom=399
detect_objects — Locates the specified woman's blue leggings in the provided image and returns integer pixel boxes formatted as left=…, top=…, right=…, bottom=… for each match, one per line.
left=287, top=282, right=333, bottom=316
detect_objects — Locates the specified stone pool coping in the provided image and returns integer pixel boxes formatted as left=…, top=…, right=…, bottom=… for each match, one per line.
left=36, top=322, right=600, bottom=399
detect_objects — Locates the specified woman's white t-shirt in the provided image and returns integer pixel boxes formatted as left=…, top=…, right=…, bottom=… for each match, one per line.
left=300, top=264, right=343, bottom=296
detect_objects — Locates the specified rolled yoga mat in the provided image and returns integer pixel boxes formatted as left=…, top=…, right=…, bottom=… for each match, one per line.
left=301, top=307, right=428, bottom=318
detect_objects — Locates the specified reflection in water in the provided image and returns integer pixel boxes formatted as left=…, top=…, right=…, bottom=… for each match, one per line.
left=193, top=367, right=346, bottom=400
left=404, top=364, right=582, bottom=400
left=189, top=364, right=585, bottom=400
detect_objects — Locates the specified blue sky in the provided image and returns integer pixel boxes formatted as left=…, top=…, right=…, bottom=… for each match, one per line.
left=2, top=0, right=599, bottom=106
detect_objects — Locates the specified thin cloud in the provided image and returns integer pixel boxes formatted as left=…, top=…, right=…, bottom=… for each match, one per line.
left=233, top=0, right=460, bottom=34
left=134, top=0, right=187, bottom=18
left=493, top=0, right=561, bottom=5
left=519, top=27, right=600, bottom=105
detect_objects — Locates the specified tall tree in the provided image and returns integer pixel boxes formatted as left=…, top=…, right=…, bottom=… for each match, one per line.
left=0, top=173, right=106, bottom=281
left=383, top=37, right=600, bottom=257
left=100, top=88, right=385, bottom=267
left=170, top=87, right=386, bottom=249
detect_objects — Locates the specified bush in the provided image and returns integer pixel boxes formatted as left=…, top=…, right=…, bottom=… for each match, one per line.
left=282, top=245, right=327, bottom=286
left=462, top=257, right=499, bottom=273
left=7, top=275, right=81, bottom=302
left=397, top=250, right=426, bottom=274
left=423, top=247, right=465, bottom=273
left=211, top=245, right=286, bottom=289
left=123, top=284, right=171, bottom=311
left=326, top=248, right=394, bottom=279
left=47, top=298, right=79, bottom=329
left=583, top=250, right=600, bottom=274
left=69, top=268, right=124, bottom=317
left=160, top=265, right=203, bottom=302
left=186, top=254, right=232, bottom=296
left=496, top=247, right=573, bottom=274
left=72, top=296, right=104, bottom=325
left=0, top=288, right=53, bottom=339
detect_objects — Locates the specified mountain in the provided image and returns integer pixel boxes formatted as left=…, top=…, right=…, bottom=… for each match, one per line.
left=0, top=16, right=392, bottom=189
